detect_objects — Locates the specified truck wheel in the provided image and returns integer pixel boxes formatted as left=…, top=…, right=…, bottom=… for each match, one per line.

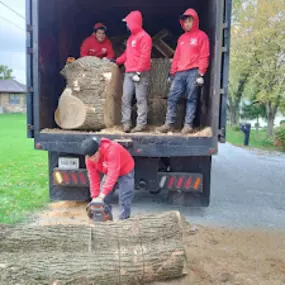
left=149, top=189, right=162, bottom=195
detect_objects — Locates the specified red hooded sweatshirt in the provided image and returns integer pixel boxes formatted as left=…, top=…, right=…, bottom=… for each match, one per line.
left=85, top=138, right=134, bottom=198
left=80, top=24, right=115, bottom=59
left=116, top=11, right=152, bottom=72
left=170, top=9, right=210, bottom=76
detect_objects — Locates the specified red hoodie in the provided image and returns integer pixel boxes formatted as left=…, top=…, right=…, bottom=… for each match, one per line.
left=170, top=9, right=210, bottom=76
left=85, top=138, right=134, bottom=198
left=80, top=35, right=115, bottom=59
left=116, top=11, right=152, bottom=72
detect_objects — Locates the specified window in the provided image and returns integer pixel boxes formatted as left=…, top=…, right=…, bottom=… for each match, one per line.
left=9, top=94, right=21, bottom=105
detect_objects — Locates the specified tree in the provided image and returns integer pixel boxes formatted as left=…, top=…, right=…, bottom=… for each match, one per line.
left=0, top=65, right=14, bottom=79
left=237, top=0, right=285, bottom=137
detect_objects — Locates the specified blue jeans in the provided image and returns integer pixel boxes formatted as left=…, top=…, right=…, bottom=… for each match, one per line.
left=166, top=69, right=199, bottom=126
left=102, top=169, right=134, bottom=220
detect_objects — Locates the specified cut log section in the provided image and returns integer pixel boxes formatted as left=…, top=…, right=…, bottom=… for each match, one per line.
left=0, top=211, right=188, bottom=285
left=55, top=56, right=123, bottom=130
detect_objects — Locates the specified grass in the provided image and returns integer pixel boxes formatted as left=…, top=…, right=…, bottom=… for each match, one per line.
left=226, top=125, right=282, bottom=152
left=0, top=114, right=49, bottom=224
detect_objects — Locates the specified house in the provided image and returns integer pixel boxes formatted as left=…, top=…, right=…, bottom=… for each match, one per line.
left=0, top=79, right=27, bottom=114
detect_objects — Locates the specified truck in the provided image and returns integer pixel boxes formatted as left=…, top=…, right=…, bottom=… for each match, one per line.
left=26, top=0, right=232, bottom=207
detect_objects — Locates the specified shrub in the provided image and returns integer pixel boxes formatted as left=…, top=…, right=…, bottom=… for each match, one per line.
left=261, top=137, right=274, bottom=147
left=280, top=120, right=285, bottom=126
left=275, top=125, right=285, bottom=150
left=232, top=125, right=241, bottom=132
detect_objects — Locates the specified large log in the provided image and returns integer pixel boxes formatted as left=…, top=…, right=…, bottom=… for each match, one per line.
left=0, top=211, right=187, bottom=285
left=55, top=56, right=123, bottom=130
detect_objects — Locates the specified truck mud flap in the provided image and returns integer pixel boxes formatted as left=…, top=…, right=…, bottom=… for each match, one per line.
left=157, top=172, right=203, bottom=193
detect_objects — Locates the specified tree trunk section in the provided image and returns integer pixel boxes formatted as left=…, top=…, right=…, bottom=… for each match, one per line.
left=55, top=56, right=123, bottom=131
left=0, top=211, right=188, bottom=285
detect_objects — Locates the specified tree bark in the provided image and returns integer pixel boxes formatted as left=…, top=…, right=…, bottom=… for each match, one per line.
left=55, top=56, right=123, bottom=131
left=0, top=211, right=188, bottom=285
left=266, top=100, right=280, bottom=137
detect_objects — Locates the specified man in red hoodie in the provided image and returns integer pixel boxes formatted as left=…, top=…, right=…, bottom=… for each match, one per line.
left=156, top=9, right=210, bottom=134
left=81, top=137, right=135, bottom=220
left=80, top=23, right=115, bottom=60
left=116, top=11, right=152, bottom=133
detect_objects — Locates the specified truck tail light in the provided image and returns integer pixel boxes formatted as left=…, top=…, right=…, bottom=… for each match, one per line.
left=158, top=172, right=203, bottom=193
left=52, top=169, right=89, bottom=187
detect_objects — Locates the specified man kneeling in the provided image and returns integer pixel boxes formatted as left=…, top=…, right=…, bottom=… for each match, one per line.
left=81, top=137, right=135, bottom=220
left=156, top=8, right=210, bottom=134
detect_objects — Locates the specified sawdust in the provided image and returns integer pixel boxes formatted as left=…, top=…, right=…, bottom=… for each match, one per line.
left=36, top=202, right=285, bottom=285
left=41, top=126, right=213, bottom=137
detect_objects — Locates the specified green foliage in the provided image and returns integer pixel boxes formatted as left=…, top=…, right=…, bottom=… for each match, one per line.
left=261, top=137, right=274, bottom=147
left=232, top=125, right=241, bottom=132
left=280, top=120, right=285, bottom=125
left=0, top=65, right=14, bottom=79
left=241, top=101, right=266, bottom=120
left=275, top=126, right=285, bottom=150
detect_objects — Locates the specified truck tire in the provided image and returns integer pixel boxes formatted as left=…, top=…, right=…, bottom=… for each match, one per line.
left=166, top=156, right=211, bottom=207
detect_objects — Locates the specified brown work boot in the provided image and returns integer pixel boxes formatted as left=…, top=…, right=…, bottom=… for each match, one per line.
left=123, top=124, right=132, bottom=133
left=156, top=124, right=175, bottom=134
left=181, top=124, right=194, bottom=135
left=131, top=125, right=146, bottom=133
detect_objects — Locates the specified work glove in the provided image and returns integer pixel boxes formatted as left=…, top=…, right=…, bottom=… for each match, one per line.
left=167, top=73, right=175, bottom=83
left=102, top=58, right=115, bottom=63
left=196, top=72, right=204, bottom=86
left=91, top=193, right=106, bottom=204
left=132, top=72, right=141, bottom=82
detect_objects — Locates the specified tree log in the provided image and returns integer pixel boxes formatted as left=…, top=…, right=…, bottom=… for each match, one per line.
left=55, top=56, right=123, bottom=130
left=0, top=211, right=188, bottom=285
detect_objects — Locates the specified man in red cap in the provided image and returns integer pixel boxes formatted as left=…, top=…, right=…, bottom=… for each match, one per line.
left=81, top=137, right=135, bottom=220
left=156, top=9, right=210, bottom=134
left=116, top=10, right=152, bottom=133
left=80, top=23, right=115, bottom=60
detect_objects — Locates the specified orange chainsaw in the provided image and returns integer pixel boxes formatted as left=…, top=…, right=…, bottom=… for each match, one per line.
left=86, top=201, right=113, bottom=222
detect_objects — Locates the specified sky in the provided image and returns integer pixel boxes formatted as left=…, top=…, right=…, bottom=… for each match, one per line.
left=0, top=0, right=26, bottom=84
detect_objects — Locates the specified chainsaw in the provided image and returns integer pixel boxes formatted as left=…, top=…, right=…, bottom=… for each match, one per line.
left=86, top=201, right=113, bottom=222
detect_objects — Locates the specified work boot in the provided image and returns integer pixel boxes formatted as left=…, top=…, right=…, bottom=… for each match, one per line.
left=123, top=124, right=132, bottom=133
left=181, top=124, right=194, bottom=135
left=155, top=124, right=175, bottom=134
left=131, top=125, right=146, bottom=133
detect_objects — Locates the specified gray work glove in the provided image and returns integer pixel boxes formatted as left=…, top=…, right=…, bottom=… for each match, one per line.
left=132, top=72, right=141, bottom=82
left=91, top=193, right=106, bottom=204
left=167, top=73, right=175, bottom=83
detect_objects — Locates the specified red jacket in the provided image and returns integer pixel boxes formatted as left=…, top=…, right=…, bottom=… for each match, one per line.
left=80, top=36, right=115, bottom=59
left=170, top=9, right=210, bottom=76
left=86, top=138, right=134, bottom=198
left=116, top=11, right=152, bottom=72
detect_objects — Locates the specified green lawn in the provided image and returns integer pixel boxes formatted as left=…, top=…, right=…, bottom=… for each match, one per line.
left=226, top=125, right=282, bottom=151
left=0, top=114, right=49, bottom=224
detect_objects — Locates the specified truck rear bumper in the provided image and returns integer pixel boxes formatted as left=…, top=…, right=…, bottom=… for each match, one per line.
left=37, top=132, right=217, bottom=157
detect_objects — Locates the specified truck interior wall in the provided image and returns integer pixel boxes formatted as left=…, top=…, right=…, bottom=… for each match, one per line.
left=37, top=0, right=217, bottom=131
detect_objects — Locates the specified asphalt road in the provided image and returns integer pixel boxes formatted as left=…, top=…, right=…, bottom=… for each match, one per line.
left=112, top=143, right=285, bottom=230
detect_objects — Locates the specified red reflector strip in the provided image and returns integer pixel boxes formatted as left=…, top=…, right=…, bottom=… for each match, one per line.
left=168, top=176, right=175, bottom=188
left=194, top=178, right=201, bottom=190
left=63, top=172, right=70, bottom=184
left=79, top=172, right=87, bottom=184
left=184, top=177, right=192, bottom=189
left=176, top=177, right=184, bottom=189
left=71, top=172, right=78, bottom=184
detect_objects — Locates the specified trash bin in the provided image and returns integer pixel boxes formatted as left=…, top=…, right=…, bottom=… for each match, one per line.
left=240, top=123, right=251, bottom=146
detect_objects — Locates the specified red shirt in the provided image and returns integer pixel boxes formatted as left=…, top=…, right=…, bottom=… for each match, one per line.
left=86, top=138, right=134, bottom=198
left=116, top=11, right=152, bottom=72
left=80, top=35, right=115, bottom=59
left=170, top=9, right=210, bottom=76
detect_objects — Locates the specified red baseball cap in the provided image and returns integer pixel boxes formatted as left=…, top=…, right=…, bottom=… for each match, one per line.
left=94, top=23, right=107, bottom=31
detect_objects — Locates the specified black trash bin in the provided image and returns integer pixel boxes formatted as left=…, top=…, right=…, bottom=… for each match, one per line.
left=240, top=123, right=251, bottom=146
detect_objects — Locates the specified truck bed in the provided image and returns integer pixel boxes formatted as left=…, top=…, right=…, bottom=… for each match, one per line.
left=41, top=126, right=212, bottom=137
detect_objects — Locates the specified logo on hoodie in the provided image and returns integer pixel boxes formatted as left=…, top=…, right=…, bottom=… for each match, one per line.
left=131, top=40, right=137, bottom=47
left=190, top=38, right=198, bottom=45
left=101, top=48, right=107, bottom=54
